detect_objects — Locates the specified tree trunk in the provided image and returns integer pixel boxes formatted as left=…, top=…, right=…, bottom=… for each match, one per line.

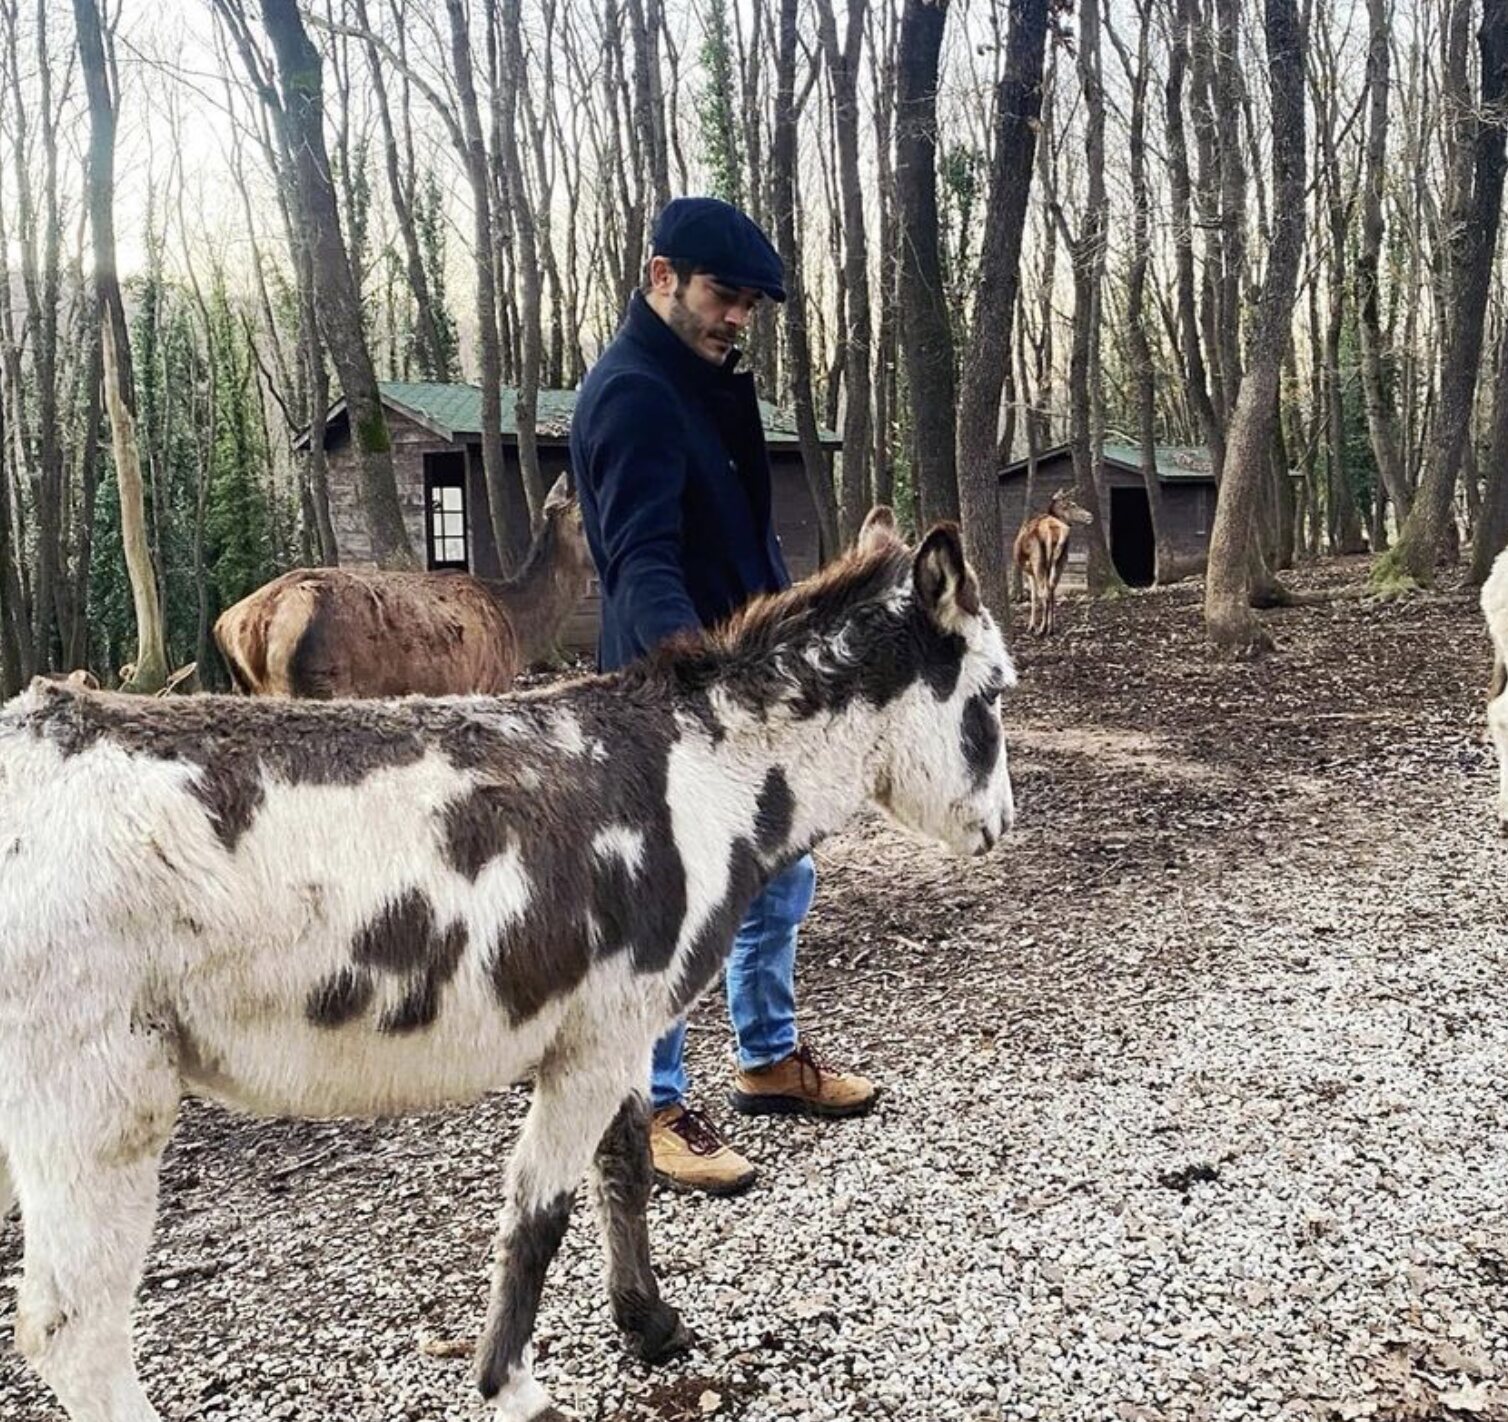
left=1470, top=323, right=1508, bottom=582
left=1065, top=0, right=1119, bottom=594
left=773, top=0, right=840, bottom=557
left=8, top=0, right=64, bottom=669
left=1110, top=0, right=1176, bottom=581
left=869, top=0, right=899, bottom=509
left=1165, top=0, right=1222, bottom=476
left=1377, top=0, right=1508, bottom=587
left=1312, top=15, right=1367, bottom=554
left=895, top=0, right=958, bottom=526
left=1213, top=0, right=1246, bottom=420
left=1204, top=0, right=1305, bottom=656
left=815, top=0, right=873, bottom=543
left=626, top=0, right=671, bottom=213
left=1356, top=0, right=1409, bottom=525
left=74, top=0, right=168, bottom=691
left=445, top=0, right=529, bottom=573
left=955, top=0, right=1050, bottom=618
left=67, top=326, right=103, bottom=668
left=494, top=0, right=548, bottom=527
left=0, top=390, right=20, bottom=696
left=354, top=0, right=449, bottom=382
left=261, top=0, right=413, bottom=569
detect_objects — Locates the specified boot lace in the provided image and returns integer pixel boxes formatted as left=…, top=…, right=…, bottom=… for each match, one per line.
left=666, top=1106, right=728, bottom=1157
left=791, top=1041, right=836, bottom=1095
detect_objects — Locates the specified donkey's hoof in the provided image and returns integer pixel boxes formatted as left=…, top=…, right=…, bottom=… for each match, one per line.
left=633, top=1303, right=693, bottom=1364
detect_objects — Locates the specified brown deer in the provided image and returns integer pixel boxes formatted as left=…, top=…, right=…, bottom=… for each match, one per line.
left=215, top=473, right=593, bottom=698
left=1012, top=488, right=1094, bottom=637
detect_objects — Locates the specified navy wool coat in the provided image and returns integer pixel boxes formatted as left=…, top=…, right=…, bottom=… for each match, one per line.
left=570, top=292, right=791, bottom=672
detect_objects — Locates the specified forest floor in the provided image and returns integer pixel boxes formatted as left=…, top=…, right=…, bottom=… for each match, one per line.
left=6, top=555, right=1508, bottom=1422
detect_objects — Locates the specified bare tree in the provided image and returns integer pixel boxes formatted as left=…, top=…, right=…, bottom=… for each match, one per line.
left=492, top=0, right=547, bottom=526
left=74, top=0, right=169, bottom=689
left=1164, top=0, right=1221, bottom=475
left=254, top=0, right=414, bottom=568
left=353, top=0, right=449, bottom=381
left=627, top=0, right=671, bottom=214
left=1061, top=0, right=1119, bottom=593
left=1204, top=0, right=1306, bottom=655
left=1309, top=2, right=1367, bottom=554
left=1471, top=321, right=1508, bottom=581
left=1355, top=0, right=1409, bottom=527
left=3, top=0, right=67, bottom=669
left=815, top=0, right=872, bottom=542
left=1377, top=0, right=1508, bottom=587
left=895, top=0, right=958, bottom=526
left=955, top=0, right=1052, bottom=617
left=1107, top=0, right=1178, bottom=581
left=772, top=0, right=840, bottom=555
left=435, top=0, right=529, bottom=570
left=866, top=0, right=899, bottom=509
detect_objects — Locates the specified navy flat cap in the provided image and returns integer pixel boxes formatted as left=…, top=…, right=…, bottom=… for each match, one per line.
left=650, top=196, right=787, bottom=303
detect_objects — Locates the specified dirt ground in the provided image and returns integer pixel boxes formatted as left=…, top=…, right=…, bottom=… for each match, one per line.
left=4, top=556, right=1507, bottom=1421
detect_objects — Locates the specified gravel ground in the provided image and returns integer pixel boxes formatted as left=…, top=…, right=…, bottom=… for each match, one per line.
left=5, top=558, right=1508, bottom=1422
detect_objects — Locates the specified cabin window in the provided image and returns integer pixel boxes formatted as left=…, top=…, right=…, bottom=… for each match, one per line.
left=424, top=454, right=469, bottom=570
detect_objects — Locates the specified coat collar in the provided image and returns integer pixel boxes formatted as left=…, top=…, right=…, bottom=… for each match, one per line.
left=623, top=290, right=747, bottom=389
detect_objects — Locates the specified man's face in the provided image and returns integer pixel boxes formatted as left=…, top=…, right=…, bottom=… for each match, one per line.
left=648, top=258, right=765, bottom=364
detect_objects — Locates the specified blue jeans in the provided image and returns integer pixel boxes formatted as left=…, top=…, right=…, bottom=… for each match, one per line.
left=651, top=855, right=817, bottom=1111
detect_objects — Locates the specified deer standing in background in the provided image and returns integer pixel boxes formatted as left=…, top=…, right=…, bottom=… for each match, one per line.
left=215, top=474, right=593, bottom=698
left=1013, top=489, right=1094, bottom=637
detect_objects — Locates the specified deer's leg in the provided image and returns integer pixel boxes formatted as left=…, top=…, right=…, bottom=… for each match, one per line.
left=1489, top=682, right=1508, bottom=832
left=475, top=1045, right=638, bottom=1422
left=1046, top=545, right=1066, bottom=636
left=590, top=1091, right=690, bottom=1363
left=3, top=1032, right=178, bottom=1422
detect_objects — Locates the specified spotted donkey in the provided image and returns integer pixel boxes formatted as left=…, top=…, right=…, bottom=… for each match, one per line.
left=0, top=512, right=1015, bottom=1422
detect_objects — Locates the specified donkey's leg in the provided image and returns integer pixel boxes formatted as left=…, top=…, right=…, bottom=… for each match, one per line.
left=1489, top=685, right=1508, bottom=830
left=5, top=1049, right=178, bottom=1422
left=475, top=1050, right=635, bottom=1422
left=590, top=1092, right=690, bottom=1363
left=1, top=1147, right=15, bottom=1220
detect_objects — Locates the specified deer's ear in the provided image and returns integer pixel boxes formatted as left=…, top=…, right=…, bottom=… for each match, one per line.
left=544, top=472, right=572, bottom=512
left=913, top=523, right=981, bottom=631
left=857, top=505, right=901, bottom=553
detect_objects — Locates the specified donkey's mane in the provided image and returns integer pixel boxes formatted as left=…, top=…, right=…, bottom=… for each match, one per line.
left=620, top=539, right=922, bottom=710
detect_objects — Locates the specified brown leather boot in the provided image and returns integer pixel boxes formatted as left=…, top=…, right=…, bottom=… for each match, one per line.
left=649, top=1104, right=757, bottom=1196
left=728, top=1042, right=877, bottom=1119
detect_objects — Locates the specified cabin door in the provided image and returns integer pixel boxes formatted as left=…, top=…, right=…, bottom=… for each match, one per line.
left=424, top=452, right=469, bottom=571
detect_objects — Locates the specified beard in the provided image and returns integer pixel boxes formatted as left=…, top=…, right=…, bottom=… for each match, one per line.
left=667, top=288, right=738, bottom=362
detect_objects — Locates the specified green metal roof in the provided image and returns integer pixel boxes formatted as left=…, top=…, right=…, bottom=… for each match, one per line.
left=371, top=381, right=841, bottom=448
left=1101, top=442, right=1216, bottom=481
left=998, top=441, right=1217, bottom=483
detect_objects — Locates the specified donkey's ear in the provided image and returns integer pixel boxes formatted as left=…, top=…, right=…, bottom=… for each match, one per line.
left=544, top=471, right=572, bottom=512
left=857, top=505, right=901, bottom=553
left=913, top=523, right=981, bottom=631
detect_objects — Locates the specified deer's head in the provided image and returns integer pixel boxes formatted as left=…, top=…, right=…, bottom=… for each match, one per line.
left=1047, top=489, right=1094, bottom=526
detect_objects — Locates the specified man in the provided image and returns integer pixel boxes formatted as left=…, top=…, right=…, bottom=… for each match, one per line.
left=570, top=196, right=876, bottom=1196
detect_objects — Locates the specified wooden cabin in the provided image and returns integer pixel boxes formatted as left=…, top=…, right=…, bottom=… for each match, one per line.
left=300, top=381, right=841, bottom=654
left=997, top=442, right=1218, bottom=587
